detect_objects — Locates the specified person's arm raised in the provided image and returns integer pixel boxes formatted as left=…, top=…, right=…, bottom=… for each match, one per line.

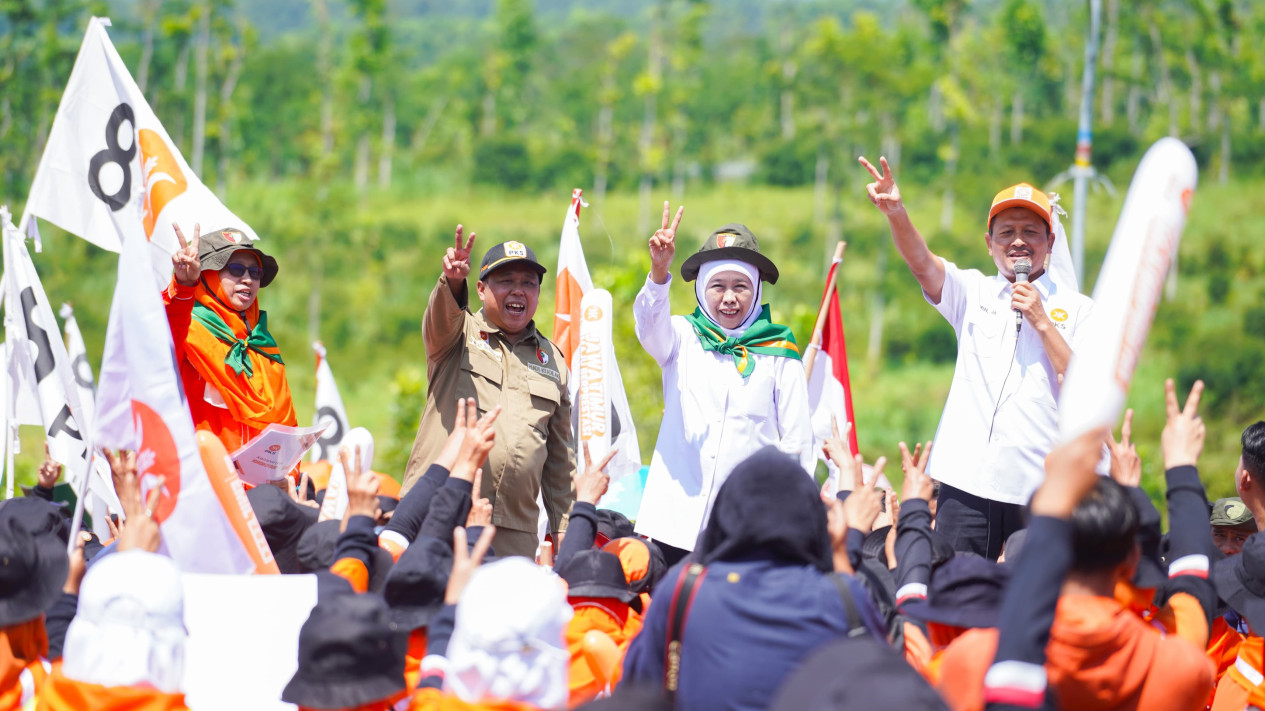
left=424, top=225, right=476, bottom=359
left=858, top=156, right=947, bottom=304
left=635, top=201, right=685, bottom=366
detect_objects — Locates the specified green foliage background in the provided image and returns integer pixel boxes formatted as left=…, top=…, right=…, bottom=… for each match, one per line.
left=3, top=0, right=1265, bottom=508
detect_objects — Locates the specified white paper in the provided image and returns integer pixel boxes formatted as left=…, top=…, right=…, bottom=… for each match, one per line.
left=231, top=423, right=330, bottom=487
left=181, top=572, right=317, bottom=710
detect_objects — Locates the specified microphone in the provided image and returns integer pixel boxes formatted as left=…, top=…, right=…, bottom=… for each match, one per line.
left=1013, top=257, right=1032, bottom=333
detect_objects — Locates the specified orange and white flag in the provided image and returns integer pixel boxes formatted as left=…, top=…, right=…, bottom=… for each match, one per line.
left=94, top=210, right=276, bottom=574
left=552, top=190, right=641, bottom=478
left=20, top=17, right=257, bottom=282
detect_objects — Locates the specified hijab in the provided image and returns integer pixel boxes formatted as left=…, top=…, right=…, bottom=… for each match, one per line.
left=692, top=260, right=762, bottom=337
left=183, top=259, right=296, bottom=431
left=693, top=446, right=833, bottom=573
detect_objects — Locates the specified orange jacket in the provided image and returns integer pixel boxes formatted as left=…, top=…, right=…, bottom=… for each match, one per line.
left=1, top=619, right=49, bottom=711
left=1212, top=634, right=1265, bottom=711
left=1207, top=617, right=1244, bottom=685
left=408, top=688, right=540, bottom=711
left=563, top=599, right=643, bottom=707
left=937, top=594, right=1214, bottom=711
left=164, top=278, right=296, bottom=455
left=36, top=665, right=187, bottom=711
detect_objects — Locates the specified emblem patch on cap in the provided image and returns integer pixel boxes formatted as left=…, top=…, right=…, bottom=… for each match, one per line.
left=1228, top=501, right=1248, bottom=519
left=1014, top=186, right=1033, bottom=200
left=223, top=229, right=242, bottom=243
left=1050, top=308, right=1068, bottom=322
left=537, top=348, right=549, bottom=365
left=505, top=241, right=527, bottom=258
left=715, top=233, right=737, bottom=248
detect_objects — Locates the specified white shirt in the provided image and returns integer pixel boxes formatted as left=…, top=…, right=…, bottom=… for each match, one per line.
left=925, top=259, right=1094, bottom=505
left=632, top=275, right=816, bottom=551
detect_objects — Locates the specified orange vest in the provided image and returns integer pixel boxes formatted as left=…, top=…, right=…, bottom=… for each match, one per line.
left=408, top=688, right=539, bottom=711
left=564, top=599, right=643, bottom=707
left=36, top=665, right=187, bottom=711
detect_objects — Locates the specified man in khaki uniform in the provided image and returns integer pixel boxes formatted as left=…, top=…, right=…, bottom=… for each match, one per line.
left=401, top=225, right=576, bottom=558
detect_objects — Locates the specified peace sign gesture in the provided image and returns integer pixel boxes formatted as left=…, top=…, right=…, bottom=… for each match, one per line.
left=858, top=156, right=904, bottom=216
left=172, top=222, right=202, bottom=287
left=649, top=201, right=685, bottom=285
left=443, top=224, right=477, bottom=295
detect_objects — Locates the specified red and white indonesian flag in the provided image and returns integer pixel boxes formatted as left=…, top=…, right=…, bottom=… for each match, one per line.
left=0, top=207, right=120, bottom=520
left=20, top=17, right=257, bottom=282
left=94, top=213, right=271, bottom=574
left=310, top=342, right=350, bottom=463
left=552, top=190, right=641, bottom=478
left=807, top=258, right=859, bottom=482
left=1059, top=138, right=1198, bottom=441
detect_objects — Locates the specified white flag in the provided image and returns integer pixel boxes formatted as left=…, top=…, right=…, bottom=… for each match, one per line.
left=0, top=207, right=120, bottom=517
left=94, top=211, right=259, bottom=574
left=551, top=190, right=642, bottom=479
left=19, top=17, right=257, bottom=284
left=1059, top=138, right=1198, bottom=441
left=310, top=342, right=351, bottom=463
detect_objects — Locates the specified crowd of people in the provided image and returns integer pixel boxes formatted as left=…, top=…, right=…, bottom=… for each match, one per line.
left=1, top=158, right=1260, bottom=711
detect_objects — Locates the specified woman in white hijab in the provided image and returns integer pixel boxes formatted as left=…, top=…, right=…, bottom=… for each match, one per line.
left=38, top=551, right=189, bottom=710
left=631, top=202, right=815, bottom=565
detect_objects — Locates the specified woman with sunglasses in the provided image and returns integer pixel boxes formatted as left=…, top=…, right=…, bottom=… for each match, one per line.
left=162, top=222, right=298, bottom=459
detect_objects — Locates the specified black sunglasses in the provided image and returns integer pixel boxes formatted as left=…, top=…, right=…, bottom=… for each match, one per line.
left=224, top=263, right=263, bottom=280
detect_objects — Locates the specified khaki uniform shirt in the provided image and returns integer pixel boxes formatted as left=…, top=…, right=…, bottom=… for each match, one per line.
left=401, top=275, right=576, bottom=534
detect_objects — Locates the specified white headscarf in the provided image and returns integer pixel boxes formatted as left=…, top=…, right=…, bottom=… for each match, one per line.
left=693, top=259, right=762, bottom=337
left=61, top=551, right=187, bottom=693
left=443, top=558, right=573, bottom=709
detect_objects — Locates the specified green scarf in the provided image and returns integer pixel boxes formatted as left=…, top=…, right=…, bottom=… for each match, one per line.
left=684, top=304, right=800, bottom=377
left=191, top=303, right=284, bottom=378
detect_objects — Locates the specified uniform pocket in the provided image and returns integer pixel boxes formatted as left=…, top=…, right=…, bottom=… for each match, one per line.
left=460, top=352, right=504, bottom=410
left=526, top=376, right=561, bottom=436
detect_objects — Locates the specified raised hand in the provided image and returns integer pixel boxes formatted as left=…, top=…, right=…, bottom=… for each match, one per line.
left=1011, top=282, right=1051, bottom=331
left=452, top=404, right=501, bottom=483
left=1162, top=379, right=1206, bottom=469
left=842, top=454, right=887, bottom=535
left=898, top=441, right=935, bottom=502
left=467, top=467, right=493, bottom=527
left=443, top=224, right=477, bottom=295
left=437, top=398, right=475, bottom=472
left=118, top=486, right=163, bottom=553
left=858, top=156, right=904, bottom=216
left=1107, top=409, right=1142, bottom=487
left=649, top=201, right=685, bottom=285
left=446, top=525, right=497, bottom=604
left=172, top=222, right=202, bottom=287
left=341, top=444, right=382, bottom=531
left=37, top=442, right=63, bottom=490
left=576, top=441, right=617, bottom=506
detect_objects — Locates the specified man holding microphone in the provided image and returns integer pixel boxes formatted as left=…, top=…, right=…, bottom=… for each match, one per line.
left=859, top=156, right=1094, bottom=559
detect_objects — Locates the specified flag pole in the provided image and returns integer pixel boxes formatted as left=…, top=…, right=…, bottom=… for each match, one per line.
left=802, top=241, right=847, bottom=378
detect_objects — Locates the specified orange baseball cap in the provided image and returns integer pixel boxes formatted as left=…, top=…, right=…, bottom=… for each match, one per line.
left=988, top=183, right=1053, bottom=232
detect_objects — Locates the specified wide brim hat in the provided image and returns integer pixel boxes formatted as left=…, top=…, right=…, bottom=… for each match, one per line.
left=680, top=223, right=779, bottom=284
left=770, top=637, right=950, bottom=711
left=558, top=550, right=637, bottom=603
left=281, top=595, right=407, bottom=709
left=384, top=536, right=453, bottom=631
left=1212, top=533, right=1265, bottom=632
left=1212, top=498, right=1258, bottom=529
left=246, top=484, right=319, bottom=575
left=478, top=240, right=547, bottom=281
left=198, top=227, right=279, bottom=288
left=899, top=555, right=1010, bottom=629
left=0, top=501, right=70, bottom=627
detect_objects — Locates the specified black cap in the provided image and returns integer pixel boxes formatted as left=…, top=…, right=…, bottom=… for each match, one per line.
left=281, top=594, right=407, bottom=709
left=680, top=223, right=780, bottom=284
left=297, top=520, right=394, bottom=593
left=899, top=555, right=1010, bottom=629
left=478, top=241, right=548, bottom=281
left=0, top=501, right=69, bottom=627
left=246, top=484, right=319, bottom=575
left=383, top=536, right=453, bottom=631
left=197, top=227, right=279, bottom=288
left=1213, top=533, right=1265, bottom=632
left=596, top=510, right=635, bottom=546
left=559, top=550, right=637, bottom=603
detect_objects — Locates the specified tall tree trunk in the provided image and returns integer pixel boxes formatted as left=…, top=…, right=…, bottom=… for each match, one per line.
left=988, top=101, right=1001, bottom=155
left=480, top=91, right=497, bottom=137
left=940, top=126, right=959, bottom=232
left=1126, top=49, right=1143, bottom=135
left=928, top=83, right=944, bottom=133
left=191, top=4, right=210, bottom=176
left=594, top=103, right=613, bottom=206
left=813, top=151, right=828, bottom=227
left=378, top=96, right=395, bottom=189
left=174, top=40, right=190, bottom=149
left=1010, top=92, right=1024, bottom=145
left=137, top=0, right=159, bottom=92
left=1185, top=50, right=1202, bottom=134
left=1100, top=0, right=1118, bottom=124
left=353, top=78, right=372, bottom=190
left=1147, top=20, right=1178, bottom=136
left=411, top=96, right=448, bottom=156
left=867, top=235, right=888, bottom=369
left=216, top=41, right=244, bottom=199
left=313, top=0, right=334, bottom=160
left=671, top=124, right=686, bottom=200
left=637, top=3, right=664, bottom=238
left=779, top=27, right=796, bottom=140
